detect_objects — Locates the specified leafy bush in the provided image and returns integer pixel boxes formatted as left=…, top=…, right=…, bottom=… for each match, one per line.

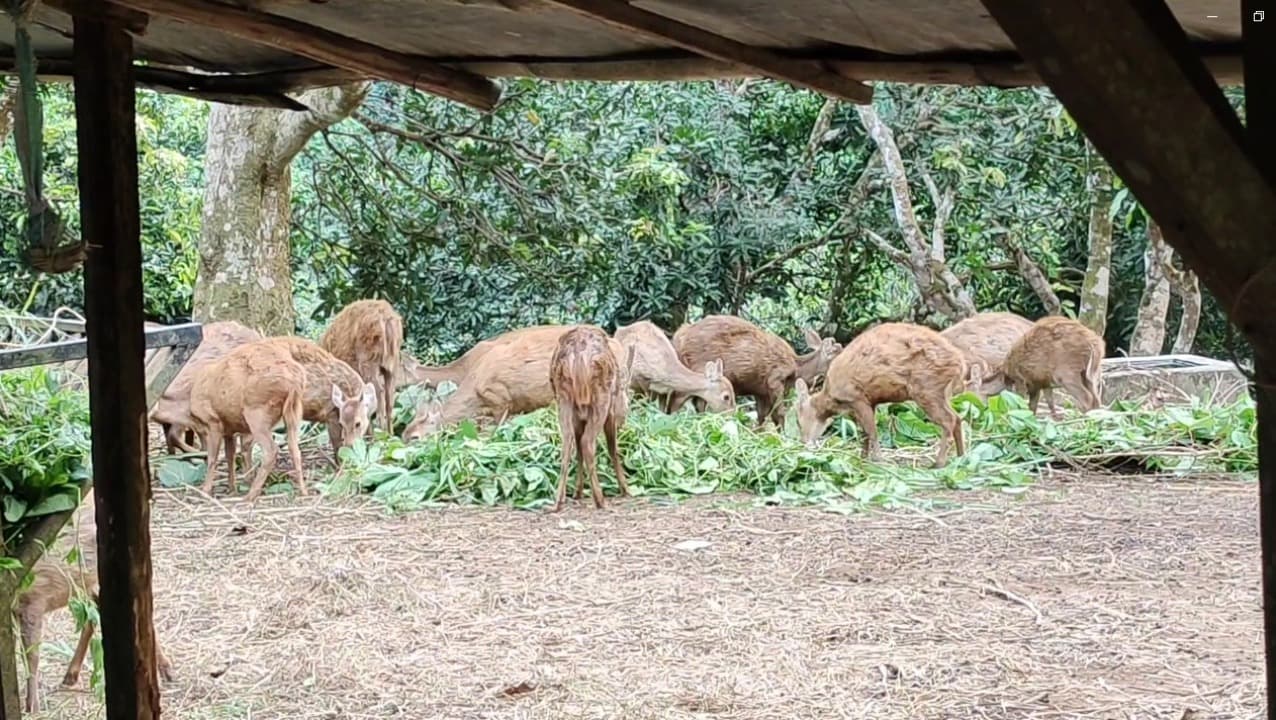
left=326, top=392, right=1257, bottom=514
left=0, top=367, right=91, bottom=563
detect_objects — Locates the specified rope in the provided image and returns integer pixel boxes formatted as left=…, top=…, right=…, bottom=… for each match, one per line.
left=7, top=0, right=84, bottom=274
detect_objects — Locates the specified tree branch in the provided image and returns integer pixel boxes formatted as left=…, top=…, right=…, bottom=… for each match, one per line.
left=272, top=82, right=371, bottom=170
left=856, top=103, right=929, bottom=257
left=863, top=229, right=910, bottom=266
left=997, top=234, right=1062, bottom=315
left=922, top=171, right=955, bottom=262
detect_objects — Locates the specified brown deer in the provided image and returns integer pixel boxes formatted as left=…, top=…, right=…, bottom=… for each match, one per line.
left=940, top=311, right=1034, bottom=398
left=150, top=320, right=262, bottom=454
left=232, top=337, right=378, bottom=466
left=188, top=339, right=307, bottom=501
left=549, top=325, right=635, bottom=511
left=402, top=326, right=574, bottom=440
left=17, top=490, right=174, bottom=712
left=614, top=320, right=735, bottom=412
left=320, top=299, right=404, bottom=434
left=670, top=315, right=840, bottom=427
left=794, top=322, right=968, bottom=467
left=402, top=325, right=635, bottom=442
left=1003, top=315, right=1105, bottom=416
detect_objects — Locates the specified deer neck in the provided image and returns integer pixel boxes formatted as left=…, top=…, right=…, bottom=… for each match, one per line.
left=793, top=350, right=824, bottom=384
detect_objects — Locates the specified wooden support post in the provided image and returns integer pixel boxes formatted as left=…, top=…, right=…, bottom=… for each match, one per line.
left=1244, top=1, right=1276, bottom=716
left=72, top=15, right=161, bottom=720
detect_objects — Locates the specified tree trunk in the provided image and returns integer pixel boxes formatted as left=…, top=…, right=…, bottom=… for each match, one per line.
left=1129, top=220, right=1174, bottom=355
left=193, top=83, right=368, bottom=334
left=1078, top=140, right=1115, bottom=335
left=1169, top=264, right=1202, bottom=354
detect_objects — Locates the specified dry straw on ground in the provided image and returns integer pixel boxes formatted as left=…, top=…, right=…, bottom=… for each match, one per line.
left=25, top=468, right=1262, bottom=720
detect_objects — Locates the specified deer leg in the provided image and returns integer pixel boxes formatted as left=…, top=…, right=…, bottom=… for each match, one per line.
left=552, top=402, right=575, bottom=512
left=605, top=411, right=629, bottom=498
left=19, top=601, right=45, bottom=713
left=1027, top=388, right=1042, bottom=416
left=286, top=413, right=306, bottom=495
left=327, top=419, right=343, bottom=468
left=224, top=434, right=239, bottom=495
left=754, top=394, right=775, bottom=428
left=1044, top=388, right=1061, bottom=419
left=581, top=414, right=606, bottom=508
left=850, top=399, right=880, bottom=461
left=573, top=423, right=588, bottom=501
left=918, top=396, right=963, bottom=467
left=199, top=427, right=224, bottom=496
left=381, top=369, right=395, bottom=435
left=243, top=412, right=280, bottom=503
left=666, top=392, right=690, bottom=414
left=62, top=618, right=95, bottom=688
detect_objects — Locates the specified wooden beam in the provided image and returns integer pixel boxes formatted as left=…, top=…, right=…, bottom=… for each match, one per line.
left=537, top=0, right=873, bottom=103
left=44, top=0, right=150, bottom=34
left=977, top=0, right=1276, bottom=346
left=107, top=0, right=501, bottom=110
left=455, top=50, right=1244, bottom=87
left=71, top=15, right=162, bottom=720
left=1243, top=2, right=1276, bottom=718
left=1, top=56, right=311, bottom=109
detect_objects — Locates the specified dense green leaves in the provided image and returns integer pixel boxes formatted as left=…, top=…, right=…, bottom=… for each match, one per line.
left=324, top=392, right=1256, bottom=514
left=0, top=367, right=91, bottom=555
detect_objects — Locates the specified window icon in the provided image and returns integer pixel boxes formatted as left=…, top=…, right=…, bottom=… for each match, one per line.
left=1256, top=9, right=1267, bottom=21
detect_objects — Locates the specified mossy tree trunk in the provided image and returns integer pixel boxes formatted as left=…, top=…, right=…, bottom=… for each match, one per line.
left=1129, top=220, right=1174, bottom=355
left=1078, top=139, right=1115, bottom=335
left=193, top=83, right=369, bottom=334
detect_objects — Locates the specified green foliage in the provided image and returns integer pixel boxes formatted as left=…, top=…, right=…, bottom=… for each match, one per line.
left=325, top=393, right=1255, bottom=514
left=0, top=367, right=91, bottom=555
left=1, top=86, right=205, bottom=322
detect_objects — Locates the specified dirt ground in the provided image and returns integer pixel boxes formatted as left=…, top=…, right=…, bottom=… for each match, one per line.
left=28, top=472, right=1263, bottom=720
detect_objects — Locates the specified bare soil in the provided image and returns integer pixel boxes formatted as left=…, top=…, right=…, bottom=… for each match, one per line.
left=28, top=472, right=1263, bottom=720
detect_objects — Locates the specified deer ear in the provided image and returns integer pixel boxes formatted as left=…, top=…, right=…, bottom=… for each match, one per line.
left=331, top=383, right=345, bottom=407
left=705, top=358, right=723, bottom=382
left=361, top=382, right=377, bottom=410
left=794, top=378, right=810, bottom=402
left=803, top=328, right=822, bottom=350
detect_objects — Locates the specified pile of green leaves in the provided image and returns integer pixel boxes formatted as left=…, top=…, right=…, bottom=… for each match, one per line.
left=0, top=367, right=91, bottom=562
left=327, top=391, right=1257, bottom=514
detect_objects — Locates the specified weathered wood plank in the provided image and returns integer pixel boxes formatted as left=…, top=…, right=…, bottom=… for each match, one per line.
left=0, top=323, right=202, bottom=371
left=109, top=0, right=501, bottom=110
left=538, top=0, right=873, bottom=103
left=72, top=15, right=161, bottom=720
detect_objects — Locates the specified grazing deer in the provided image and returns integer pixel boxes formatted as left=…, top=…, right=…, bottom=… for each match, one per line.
left=188, top=339, right=306, bottom=501
left=320, top=299, right=404, bottom=434
left=940, top=311, right=1034, bottom=398
left=549, top=325, right=635, bottom=511
left=150, top=320, right=262, bottom=455
left=1003, top=315, right=1105, bottom=417
left=614, top=320, right=735, bottom=412
left=670, top=315, right=840, bottom=427
left=17, top=490, right=174, bottom=712
left=402, top=326, right=582, bottom=441
left=794, top=322, right=967, bottom=467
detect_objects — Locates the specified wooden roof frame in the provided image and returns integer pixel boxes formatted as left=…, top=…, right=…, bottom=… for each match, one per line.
left=1, top=1, right=1272, bottom=719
